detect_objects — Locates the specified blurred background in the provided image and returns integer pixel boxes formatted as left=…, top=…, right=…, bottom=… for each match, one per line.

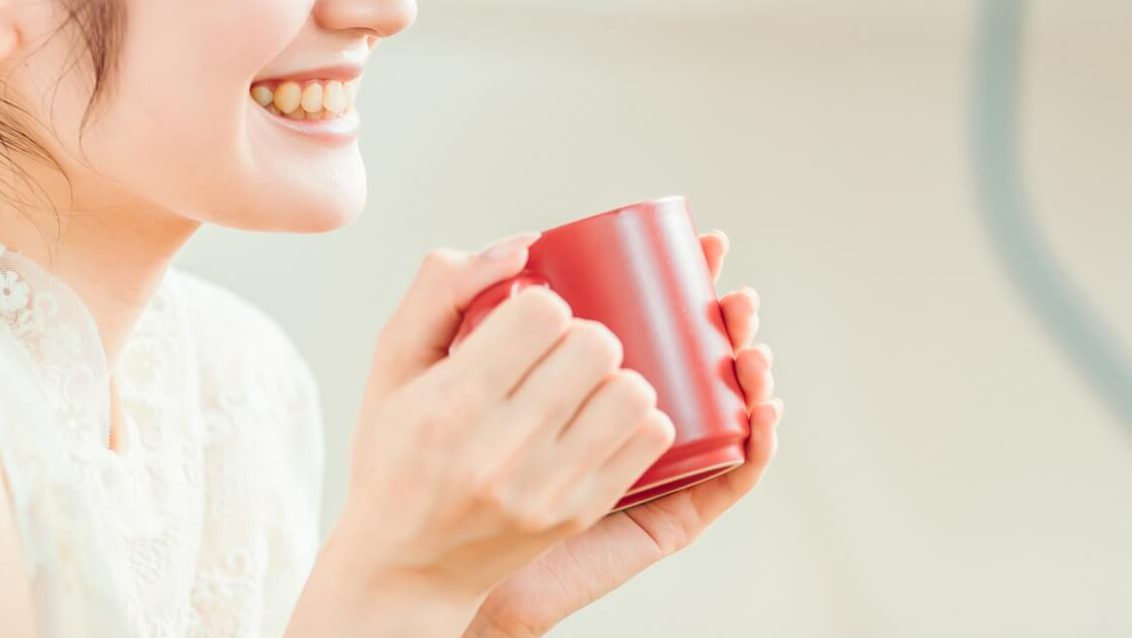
left=177, top=1, right=1131, bottom=635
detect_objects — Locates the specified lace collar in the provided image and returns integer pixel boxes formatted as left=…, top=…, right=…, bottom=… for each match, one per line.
left=0, top=240, right=178, bottom=460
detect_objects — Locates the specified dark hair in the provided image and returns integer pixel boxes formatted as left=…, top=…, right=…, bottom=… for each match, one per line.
left=0, top=0, right=125, bottom=217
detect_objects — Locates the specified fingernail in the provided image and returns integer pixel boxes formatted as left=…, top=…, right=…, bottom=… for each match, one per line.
left=482, top=231, right=542, bottom=260
left=755, top=342, right=774, bottom=367
left=741, top=286, right=759, bottom=308
left=713, top=229, right=730, bottom=253
left=770, top=398, right=784, bottom=423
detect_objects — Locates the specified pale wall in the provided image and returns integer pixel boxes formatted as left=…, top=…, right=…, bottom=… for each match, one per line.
left=177, top=2, right=1132, bottom=635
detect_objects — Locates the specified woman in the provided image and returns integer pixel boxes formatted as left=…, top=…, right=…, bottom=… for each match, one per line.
left=0, top=0, right=782, bottom=636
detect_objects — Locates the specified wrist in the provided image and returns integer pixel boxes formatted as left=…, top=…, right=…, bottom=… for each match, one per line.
left=285, top=517, right=487, bottom=638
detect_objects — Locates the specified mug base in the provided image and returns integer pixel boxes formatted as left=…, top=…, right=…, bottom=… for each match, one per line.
left=610, top=446, right=745, bottom=512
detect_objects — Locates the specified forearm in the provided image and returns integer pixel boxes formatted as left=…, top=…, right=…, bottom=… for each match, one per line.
left=284, top=523, right=486, bottom=638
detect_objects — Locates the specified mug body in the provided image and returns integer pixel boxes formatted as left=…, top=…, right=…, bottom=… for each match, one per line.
left=452, top=196, right=750, bottom=511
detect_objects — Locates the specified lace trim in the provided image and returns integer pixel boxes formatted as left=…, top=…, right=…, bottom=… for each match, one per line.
left=1, top=245, right=112, bottom=455
left=0, top=240, right=323, bottom=636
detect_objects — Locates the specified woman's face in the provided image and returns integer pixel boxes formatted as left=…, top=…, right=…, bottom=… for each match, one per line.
left=3, top=0, right=417, bottom=232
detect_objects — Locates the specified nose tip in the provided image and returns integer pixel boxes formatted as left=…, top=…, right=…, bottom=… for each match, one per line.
left=316, top=0, right=418, bottom=38
left=372, top=0, right=417, bottom=37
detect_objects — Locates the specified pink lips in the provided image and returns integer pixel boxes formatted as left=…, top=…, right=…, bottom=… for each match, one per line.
left=250, top=63, right=364, bottom=145
left=260, top=106, right=361, bottom=145
left=254, top=63, right=363, bottom=85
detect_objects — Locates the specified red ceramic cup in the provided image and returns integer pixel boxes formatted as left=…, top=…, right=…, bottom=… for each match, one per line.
left=450, top=196, right=750, bottom=511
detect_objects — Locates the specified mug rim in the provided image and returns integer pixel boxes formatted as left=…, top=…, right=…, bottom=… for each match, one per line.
left=539, top=194, right=687, bottom=237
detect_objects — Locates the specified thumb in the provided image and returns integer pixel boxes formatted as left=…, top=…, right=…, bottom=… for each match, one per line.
left=365, top=231, right=542, bottom=402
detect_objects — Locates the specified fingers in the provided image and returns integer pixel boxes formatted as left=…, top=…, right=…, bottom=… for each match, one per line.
left=751, top=341, right=774, bottom=367
left=461, top=368, right=670, bottom=540
left=368, top=232, right=540, bottom=400
left=725, top=398, right=783, bottom=495
left=719, top=287, right=760, bottom=351
left=506, top=368, right=662, bottom=518
left=551, top=369, right=660, bottom=479
left=735, top=344, right=774, bottom=409
left=725, top=337, right=778, bottom=497
left=576, top=408, right=676, bottom=515
left=677, top=396, right=782, bottom=525
left=497, top=319, right=626, bottom=442
left=429, top=285, right=575, bottom=412
left=699, top=230, right=729, bottom=284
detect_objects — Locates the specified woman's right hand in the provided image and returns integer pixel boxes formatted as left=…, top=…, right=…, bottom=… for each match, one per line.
left=332, top=232, right=676, bottom=609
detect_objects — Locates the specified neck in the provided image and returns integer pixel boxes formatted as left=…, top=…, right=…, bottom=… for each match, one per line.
left=0, top=164, right=201, bottom=370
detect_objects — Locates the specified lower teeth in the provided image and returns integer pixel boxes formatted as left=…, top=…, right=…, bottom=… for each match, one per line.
left=265, top=105, right=340, bottom=120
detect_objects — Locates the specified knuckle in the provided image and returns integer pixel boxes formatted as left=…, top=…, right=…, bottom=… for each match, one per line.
left=466, top=467, right=508, bottom=508
left=573, top=507, right=602, bottom=532
left=423, top=361, right=488, bottom=414
left=536, top=393, right=578, bottom=431
left=557, top=513, right=591, bottom=536
left=638, top=409, right=677, bottom=448
left=467, top=467, right=558, bottom=535
left=413, top=404, right=454, bottom=447
left=567, top=319, right=623, bottom=370
left=498, top=399, right=548, bottom=439
left=509, top=503, right=555, bottom=534
left=418, top=247, right=463, bottom=280
left=514, top=286, right=573, bottom=331
left=449, top=372, right=491, bottom=412
left=611, top=369, right=658, bottom=413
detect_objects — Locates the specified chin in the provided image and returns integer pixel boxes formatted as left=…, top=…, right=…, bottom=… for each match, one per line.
left=227, top=160, right=370, bottom=232
left=273, top=192, right=365, bottom=233
left=288, top=199, right=365, bottom=233
left=296, top=180, right=367, bottom=231
left=205, top=184, right=367, bottom=233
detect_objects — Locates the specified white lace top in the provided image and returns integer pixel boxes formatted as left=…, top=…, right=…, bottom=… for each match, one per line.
left=0, top=242, right=324, bottom=637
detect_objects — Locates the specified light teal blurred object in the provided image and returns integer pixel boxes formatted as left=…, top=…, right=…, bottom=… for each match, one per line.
left=972, top=0, right=1132, bottom=432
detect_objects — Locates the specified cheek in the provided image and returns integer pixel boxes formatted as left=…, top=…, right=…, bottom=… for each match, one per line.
left=114, top=0, right=303, bottom=145
left=76, top=0, right=330, bottom=217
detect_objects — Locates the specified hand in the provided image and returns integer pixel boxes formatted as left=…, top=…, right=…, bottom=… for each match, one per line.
left=463, top=229, right=782, bottom=638
left=291, top=232, right=679, bottom=637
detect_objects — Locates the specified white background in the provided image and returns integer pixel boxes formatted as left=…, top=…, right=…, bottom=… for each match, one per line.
left=178, top=1, right=1132, bottom=635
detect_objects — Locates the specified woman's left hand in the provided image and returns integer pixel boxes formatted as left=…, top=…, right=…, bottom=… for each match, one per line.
left=462, top=229, right=784, bottom=638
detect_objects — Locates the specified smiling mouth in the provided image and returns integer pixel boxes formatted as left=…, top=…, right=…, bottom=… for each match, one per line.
left=250, top=79, right=360, bottom=120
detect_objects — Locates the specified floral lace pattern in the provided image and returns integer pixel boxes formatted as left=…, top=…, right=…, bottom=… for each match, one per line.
left=0, top=242, right=324, bottom=637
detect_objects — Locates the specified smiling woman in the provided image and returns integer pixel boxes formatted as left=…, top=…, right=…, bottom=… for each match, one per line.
left=0, top=0, right=422, bottom=635
left=0, top=1, right=781, bottom=637
left=0, top=0, right=417, bottom=236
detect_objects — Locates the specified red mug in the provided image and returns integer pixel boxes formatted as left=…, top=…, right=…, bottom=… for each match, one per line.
left=450, top=196, right=750, bottom=511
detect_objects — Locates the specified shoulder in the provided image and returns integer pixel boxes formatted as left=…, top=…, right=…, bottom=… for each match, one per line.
left=166, top=267, right=298, bottom=360
left=164, top=264, right=325, bottom=488
left=161, top=269, right=326, bottom=584
left=165, top=267, right=319, bottom=398
left=164, top=267, right=324, bottom=455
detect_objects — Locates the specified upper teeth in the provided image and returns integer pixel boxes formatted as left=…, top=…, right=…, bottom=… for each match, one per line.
left=250, top=79, right=359, bottom=119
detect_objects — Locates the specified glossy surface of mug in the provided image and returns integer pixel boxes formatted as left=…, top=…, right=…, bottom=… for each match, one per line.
left=451, top=196, right=750, bottom=511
